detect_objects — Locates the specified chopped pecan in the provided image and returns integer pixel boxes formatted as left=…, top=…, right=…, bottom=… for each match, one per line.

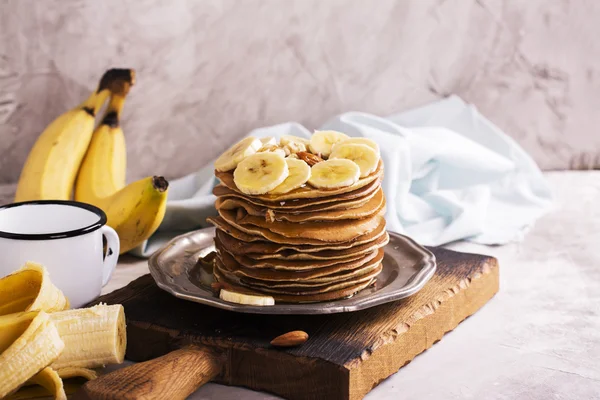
left=297, top=151, right=323, bottom=166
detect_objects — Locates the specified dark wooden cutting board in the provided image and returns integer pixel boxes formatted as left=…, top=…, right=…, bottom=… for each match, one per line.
left=82, top=247, right=499, bottom=400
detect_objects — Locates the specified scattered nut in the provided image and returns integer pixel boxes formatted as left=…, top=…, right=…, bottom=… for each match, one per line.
left=297, top=151, right=323, bottom=166
left=270, top=330, right=309, bottom=347
left=265, top=209, right=276, bottom=223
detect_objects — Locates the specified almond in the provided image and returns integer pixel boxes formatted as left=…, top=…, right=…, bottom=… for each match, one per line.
left=270, top=330, right=309, bottom=347
left=297, top=151, right=323, bottom=167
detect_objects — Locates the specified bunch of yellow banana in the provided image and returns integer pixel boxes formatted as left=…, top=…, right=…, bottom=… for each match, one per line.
left=15, top=69, right=169, bottom=254
left=0, top=263, right=126, bottom=399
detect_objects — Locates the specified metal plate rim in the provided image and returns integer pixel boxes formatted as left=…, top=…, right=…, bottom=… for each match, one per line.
left=148, top=227, right=436, bottom=315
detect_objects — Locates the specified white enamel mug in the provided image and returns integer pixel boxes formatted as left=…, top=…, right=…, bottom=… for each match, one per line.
left=0, top=200, right=119, bottom=308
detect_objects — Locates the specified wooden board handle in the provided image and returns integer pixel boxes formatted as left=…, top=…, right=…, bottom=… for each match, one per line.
left=74, top=346, right=224, bottom=400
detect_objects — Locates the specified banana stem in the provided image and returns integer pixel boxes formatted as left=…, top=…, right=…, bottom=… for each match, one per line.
left=100, top=95, right=127, bottom=128
left=152, top=176, right=169, bottom=192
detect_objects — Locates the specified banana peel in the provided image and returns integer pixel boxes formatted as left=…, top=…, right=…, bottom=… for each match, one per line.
left=0, top=262, right=69, bottom=316
left=0, top=312, right=65, bottom=398
left=7, top=367, right=67, bottom=400
left=7, top=367, right=99, bottom=400
left=0, top=263, right=126, bottom=398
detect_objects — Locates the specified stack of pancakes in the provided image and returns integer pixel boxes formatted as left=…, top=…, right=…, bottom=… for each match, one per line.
left=207, top=159, right=389, bottom=303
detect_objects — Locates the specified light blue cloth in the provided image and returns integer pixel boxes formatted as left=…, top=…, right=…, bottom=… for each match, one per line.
left=130, top=96, right=553, bottom=258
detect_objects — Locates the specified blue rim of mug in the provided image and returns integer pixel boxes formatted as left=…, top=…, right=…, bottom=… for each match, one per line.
left=0, top=200, right=107, bottom=240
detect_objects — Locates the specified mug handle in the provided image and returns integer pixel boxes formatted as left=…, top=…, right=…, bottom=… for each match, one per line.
left=100, top=226, right=120, bottom=286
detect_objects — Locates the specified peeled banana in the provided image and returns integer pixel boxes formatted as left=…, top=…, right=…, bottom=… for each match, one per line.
left=330, top=143, right=379, bottom=177
left=50, top=303, right=126, bottom=369
left=0, top=262, right=69, bottom=316
left=219, top=288, right=275, bottom=306
left=233, top=152, right=289, bottom=195
left=0, top=311, right=65, bottom=398
left=270, top=158, right=311, bottom=194
left=215, top=136, right=263, bottom=172
left=14, top=69, right=134, bottom=202
left=309, top=130, right=349, bottom=157
left=308, top=159, right=360, bottom=189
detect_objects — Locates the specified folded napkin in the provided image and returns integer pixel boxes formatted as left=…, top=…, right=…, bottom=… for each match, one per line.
left=130, top=95, right=553, bottom=258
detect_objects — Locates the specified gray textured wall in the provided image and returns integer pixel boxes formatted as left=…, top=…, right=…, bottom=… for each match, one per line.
left=1, top=0, right=599, bottom=184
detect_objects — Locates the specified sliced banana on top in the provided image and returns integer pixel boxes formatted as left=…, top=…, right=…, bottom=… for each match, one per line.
left=308, top=159, right=360, bottom=189
left=335, top=137, right=380, bottom=156
left=233, top=152, right=289, bottom=195
left=260, top=137, right=277, bottom=146
left=280, top=135, right=310, bottom=147
left=270, top=158, right=311, bottom=194
left=309, top=130, right=349, bottom=157
left=330, top=143, right=379, bottom=178
left=219, top=288, right=275, bottom=306
left=215, top=137, right=263, bottom=172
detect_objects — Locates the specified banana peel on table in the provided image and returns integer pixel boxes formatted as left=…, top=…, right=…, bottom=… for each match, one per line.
left=0, top=264, right=127, bottom=399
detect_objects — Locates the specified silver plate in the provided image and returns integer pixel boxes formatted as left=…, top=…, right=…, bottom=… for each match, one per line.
left=148, top=227, right=436, bottom=315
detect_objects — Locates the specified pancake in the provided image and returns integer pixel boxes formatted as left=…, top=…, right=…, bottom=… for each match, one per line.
left=216, top=188, right=385, bottom=222
left=214, top=223, right=388, bottom=257
left=220, top=208, right=384, bottom=242
left=218, top=248, right=383, bottom=282
left=213, top=267, right=376, bottom=303
left=217, top=236, right=381, bottom=271
left=216, top=238, right=370, bottom=271
left=215, top=160, right=383, bottom=201
left=238, top=257, right=383, bottom=289
left=212, top=177, right=381, bottom=211
left=215, top=258, right=382, bottom=295
left=245, top=232, right=389, bottom=260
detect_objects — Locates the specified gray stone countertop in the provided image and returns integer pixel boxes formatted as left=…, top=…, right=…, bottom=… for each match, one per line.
left=4, top=172, right=599, bottom=399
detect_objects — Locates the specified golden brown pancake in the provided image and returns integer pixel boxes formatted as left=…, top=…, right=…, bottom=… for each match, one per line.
left=219, top=208, right=384, bottom=242
left=215, top=258, right=382, bottom=295
left=213, top=266, right=376, bottom=303
left=215, top=160, right=383, bottom=201
left=212, top=178, right=381, bottom=211
left=218, top=247, right=383, bottom=282
left=216, top=188, right=385, bottom=222
left=216, top=238, right=370, bottom=271
left=214, top=224, right=388, bottom=258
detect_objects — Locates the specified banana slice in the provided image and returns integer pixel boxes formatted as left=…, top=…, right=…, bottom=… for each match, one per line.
left=309, top=130, right=349, bottom=157
left=280, top=135, right=310, bottom=147
left=233, top=152, right=289, bottom=195
left=215, top=137, right=263, bottom=172
left=270, top=158, right=311, bottom=194
left=219, top=289, right=275, bottom=306
left=308, top=159, right=360, bottom=189
left=330, top=143, right=379, bottom=178
left=260, top=137, right=277, bottom=146
left=335, top=137, right=380, bottom=156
